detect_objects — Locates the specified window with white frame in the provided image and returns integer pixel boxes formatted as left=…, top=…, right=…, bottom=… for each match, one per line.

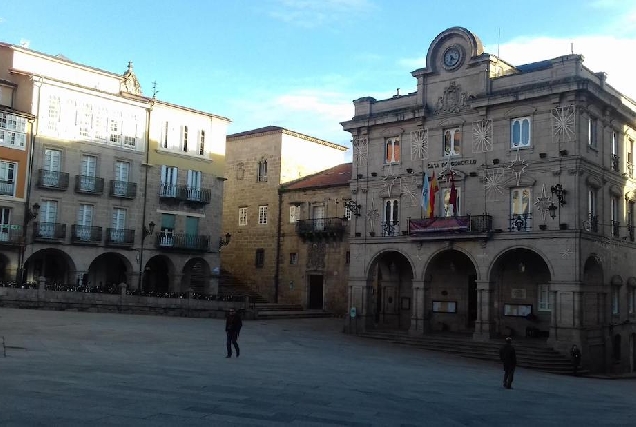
left=382, top=199, right=399, bottom=236
left=611, top=131, right=619, bottom=172
left=441, top=186, right=461, bottom=217
left=0, top=112, right=27, bottom=149
left=588, top=117, right=598, bottom=148
left=186, top=170, right=202, bottom=201
left=258, top=205, right=268, bottom=224
left=612, top=286, right=620, bottom=315
left=160, top=165, right=178, bottom=197
left=511, top=117, right=531, bottom=148
left=238, top=207, right=247, bottom=226
left=255, top=248, right=265, bottom=268
left=290, top=252, right=298, bottom=265
left=538, top=284, right=551, bottom=311
left=182, top=126, right=189, bottom=152
left=47, top=95, right=61, bottom=133
left=0, top=160, right=16, bottom=197
left=290, top=205, right=299, bottom=223
left=199, top=130, right=205, bottom=155
left=510, top=188, right=532, bottom=231
left=385, top=137, right=400, bottom=164
left=443, top=128, right=461, bottom=157
left=0, top=207, right=10, bottom=242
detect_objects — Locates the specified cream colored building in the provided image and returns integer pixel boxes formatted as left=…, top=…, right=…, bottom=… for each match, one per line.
left=0, top=42, right=229, bottom=293
left=221, top=127, right=347, bottom=302
left=342, top=27, right=636, bottom=373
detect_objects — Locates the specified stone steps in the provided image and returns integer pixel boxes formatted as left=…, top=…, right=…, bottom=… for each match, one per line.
left=358, top=331, right=589, bottom=376
left=256, top=309, right=335, bottom=319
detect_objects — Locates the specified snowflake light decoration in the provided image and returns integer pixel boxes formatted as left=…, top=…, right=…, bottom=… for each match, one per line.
left=381, top=167, right=400, bottom=198
left=439, top=161, right=458, bottom=183
left=366, top=195, right=380, bottom=232
left=400, top=176, right=419, bottom=207
left=508, top=149, right=528, bottom=186
left=534, top=184, right=553, bottom=222
left=410, top=129, right=429, bottom=160
left=561, top=248, right=573, bottom=259
left=552, top=105, right=576, bottom=144
left=484, top=168, right=505, bottom=201
left=472, top=119, right=493, bottom=153
left=352, top=136, right=368, bottom=167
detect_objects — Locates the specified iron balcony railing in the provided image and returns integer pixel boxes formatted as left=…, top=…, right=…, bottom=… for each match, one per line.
left=0, top=228, right=22, bottom=245
left=611, top=154, right=620, bottom=172
left=71, top=225, right=102, bottom=244
left=296, top=217, right=346, bottom=236
left=159, top=184, right=178, bottom=199
left=177, top=186, right=211, bottom=204
left=109, top=180, right=137, bottom=199
left=74, top=175, right=104, bottom=195
left=0, top=180, right=14, bottom=196
left=589, top=215, right=599, bottom=233
left=36, top=169, right=69, bottom=190
left=155, top=232, right=210, bottom=252
left=381, top=221, right=400, bottom=237
left=407, top=215, right=493, bottom=236
left=612, top=220, right=620, bottom=237
left=509, top=214, right=533, bottom=232
left=33, top=222, right=66, bottom=241
left=105, top=228, right=135, bottom=246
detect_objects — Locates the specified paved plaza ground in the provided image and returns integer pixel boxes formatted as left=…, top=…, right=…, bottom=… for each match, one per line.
left=0, top=308, right=635, bottom=426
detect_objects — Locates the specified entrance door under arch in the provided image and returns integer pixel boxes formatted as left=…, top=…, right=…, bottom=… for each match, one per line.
left=369, top=251, right=413, bottom=331
left=308, top=275, right=324, bottom=309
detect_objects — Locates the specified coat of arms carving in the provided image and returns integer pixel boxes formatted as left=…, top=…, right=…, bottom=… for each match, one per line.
left=433, top=81, right=469, bottom=115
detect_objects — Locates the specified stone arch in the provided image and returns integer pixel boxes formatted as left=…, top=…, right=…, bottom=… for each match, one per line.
left=366, top=250, right=414, bottom=331
left=366, top=248, right=417, bottom=280
left=425, top=27, right=484, bottom=72
left=24, top=248, right=76, bottom=285
left=143, top=255, right=176, bottom=295
left=422, top=245, right=481, bottom=281
left=423, top=248, right=479, bottom=332
left=583, top=254, right=603, bottom=285
left=182, top=257, right=211, bottom=294
left=488, top=245, right=554, bottom=280
left=87, top=252, right=134, bottom=290
left=488, top=247, right=552, bottom=338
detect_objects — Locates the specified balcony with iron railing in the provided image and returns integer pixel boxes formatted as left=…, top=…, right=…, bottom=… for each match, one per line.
left=381, top=221, right=400, bottom=237
left=159, top=184, right=178, bottom=200
left=109, top=180, right=137, bottom=199
left=0, top=228, right=22, bottom=246
left=611, top=154, right=620, bottom=172
left=71, top=225, right=103, bottom=244
left=105, top=228, right=135, bottom=247
left=33, top=222, right=66, bottom=242
left=74, top=175, right=105, bottom=195
left=155, top=231, right=210, bottom=252
left=407, top=215, right=492, bottom=240
left=177, top=186, right=211, bottom=205
left=0, top=180, right=14, bottom=196
left=509, top=214, right=533, bottom=232
left=296, top=217, right=347, bottom=241
left=36, top=169, right=69, bottom=191
left=611, top=220, right=620, bottom=238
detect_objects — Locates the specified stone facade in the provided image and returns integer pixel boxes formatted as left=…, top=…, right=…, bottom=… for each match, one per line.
left=341, top=27, right=636, bottom=373
left=0, top=42, right=229, bottom=294
left=221, top=127, right=347, bottom=303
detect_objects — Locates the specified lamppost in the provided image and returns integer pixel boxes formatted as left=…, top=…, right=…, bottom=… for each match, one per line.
left=137, top=221, right=156, bottom=293
left=16, top=203, right=40, bottom=285
left=219, top=232, right=231, bottom=249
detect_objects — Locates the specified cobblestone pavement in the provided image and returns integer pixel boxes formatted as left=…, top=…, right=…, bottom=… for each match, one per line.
left=0, top=308, right=635, bottom=426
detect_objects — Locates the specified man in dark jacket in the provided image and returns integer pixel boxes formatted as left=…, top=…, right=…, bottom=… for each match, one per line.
left=225, top=308, right=242, bottom=358
left=499, top=337, right=517, bottom=389
left=570, top=344, right=581, bottom=376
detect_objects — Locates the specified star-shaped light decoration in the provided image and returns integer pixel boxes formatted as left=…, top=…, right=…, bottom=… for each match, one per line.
left=484, top=168, right=505, bottom=201
left=508, top=148, right=528, bottom=186
left=472, top=119, right=493, bottom=153
left=410, top=129, right=429, bottom=160
left=366, top=195, right=380, bottom=232
left=400, top=175, right=419, bottom=207
left=534, top=184, right=553, bottom=222
left=352, top=136, right=368, bottom=167
left=552, top=105, right=576, bottom=144
left=561, top=248, right=573, bottom=259
left=439, top=161, right=458, bottom=183
left=381, top=167, right=400, bottom=198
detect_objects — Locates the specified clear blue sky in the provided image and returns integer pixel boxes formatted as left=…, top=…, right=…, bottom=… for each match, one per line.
left=2, top=0, right=634, bottom=150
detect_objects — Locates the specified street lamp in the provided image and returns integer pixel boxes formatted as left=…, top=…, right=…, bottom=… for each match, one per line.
left=142, top=221, right=155, bottom=240
left=548, top=202, right=558, bottom=220
left=551, top=184, right=566, bottom=206
left=26, top=203, right=40, bottom=223
left=219, top=232, right=231, bottom=249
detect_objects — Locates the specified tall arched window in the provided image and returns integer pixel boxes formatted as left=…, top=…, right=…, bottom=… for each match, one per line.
left=257, top=159, right=268, bottom=182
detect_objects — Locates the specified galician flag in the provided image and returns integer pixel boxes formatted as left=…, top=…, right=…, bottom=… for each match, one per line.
left=421, top=171, right=429, bottom=211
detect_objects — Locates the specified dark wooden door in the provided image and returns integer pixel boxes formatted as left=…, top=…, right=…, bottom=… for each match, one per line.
left=308, top=275, right=324, bottom=309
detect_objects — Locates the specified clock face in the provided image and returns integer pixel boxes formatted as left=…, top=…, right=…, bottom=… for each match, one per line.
left=443, top=46, right=461, bottom=69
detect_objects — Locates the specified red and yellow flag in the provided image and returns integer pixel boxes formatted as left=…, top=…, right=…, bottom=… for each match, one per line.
left=427, top=171, right=439, bottom=218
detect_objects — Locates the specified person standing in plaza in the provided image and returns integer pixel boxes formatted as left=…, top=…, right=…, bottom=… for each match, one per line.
left=225, top=308, right=242, bottom=358
left=570, top=344, right=581, bottom=376
left=499, top=337, right=517, bottom=389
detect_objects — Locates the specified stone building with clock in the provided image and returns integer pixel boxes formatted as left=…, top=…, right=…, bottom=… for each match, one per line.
left=342, top=26, right=636, bottom=373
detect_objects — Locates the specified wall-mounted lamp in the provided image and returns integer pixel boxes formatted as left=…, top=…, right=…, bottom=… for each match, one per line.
left=548, top=202, right=558, bottom=220
left=551, top=184, right=566, bottom=206
left=142, top=221, right=156, bottom=240
left=449, top=262, right=456, bottom=272
left=518, top=262, right=526, bottom=273
left=219, top=232, right=232, bottom=249
left=343, top=199, right=362, bottom=217
left=26, top=202, right=40, bottom=224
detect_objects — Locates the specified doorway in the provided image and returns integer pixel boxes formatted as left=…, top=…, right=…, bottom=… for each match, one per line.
left=308, top=275, right=324, bottom=309
left=467, top=274, right=477, bottom=329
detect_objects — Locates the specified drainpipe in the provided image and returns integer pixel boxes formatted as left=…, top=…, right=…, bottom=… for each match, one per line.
left=274, top=187, right=283, bottom=303
left=17, top=76, right=42, bottom=285
left=137, top=99, right=153, bottom=292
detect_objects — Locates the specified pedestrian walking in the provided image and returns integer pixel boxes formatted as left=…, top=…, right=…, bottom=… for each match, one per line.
left=499, top=337, right=517, bottom=389
left=571, top=344, right=582, bottom=376
left=225, top=308, right=242, bottom=358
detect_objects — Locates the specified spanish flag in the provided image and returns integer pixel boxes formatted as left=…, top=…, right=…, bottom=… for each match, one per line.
left=427, top=171, right=439, bottom=218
